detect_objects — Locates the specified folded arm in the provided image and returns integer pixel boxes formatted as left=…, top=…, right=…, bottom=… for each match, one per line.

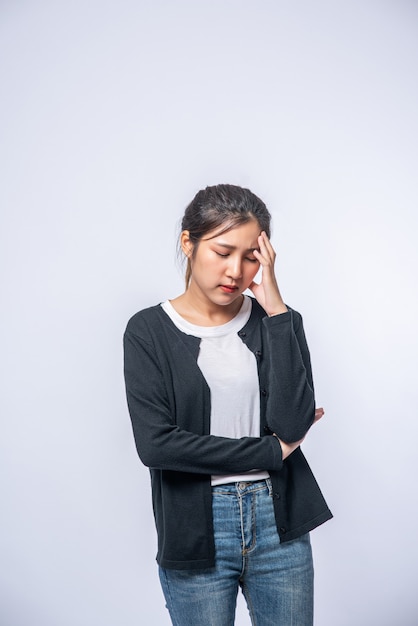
left=124, top=329, right=283, bottom=474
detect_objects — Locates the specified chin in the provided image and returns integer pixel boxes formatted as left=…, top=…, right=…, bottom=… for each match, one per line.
left=216, top=293, right=243, bottom=305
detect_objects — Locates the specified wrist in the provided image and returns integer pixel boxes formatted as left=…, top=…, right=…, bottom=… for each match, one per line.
left=268, top=303, right=288, bottom=316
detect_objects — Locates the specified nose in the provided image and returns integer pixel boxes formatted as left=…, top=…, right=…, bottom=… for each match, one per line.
left=226, top=256, right=243, bottom=280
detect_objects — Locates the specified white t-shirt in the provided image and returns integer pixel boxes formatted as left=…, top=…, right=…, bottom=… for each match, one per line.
left=161, top=295, right=269, bottom=486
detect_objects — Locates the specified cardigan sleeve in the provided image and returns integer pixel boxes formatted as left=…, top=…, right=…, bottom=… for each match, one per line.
left=262, top=308, right=316, bottom=442
left=124, top=327, right=283, bottom=475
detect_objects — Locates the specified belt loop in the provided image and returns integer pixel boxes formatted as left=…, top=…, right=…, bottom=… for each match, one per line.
left=265, top=477, right=273, bottom=496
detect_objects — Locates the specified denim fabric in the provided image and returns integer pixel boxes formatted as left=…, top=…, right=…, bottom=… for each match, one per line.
left=159, top=479, right=314, bottom=625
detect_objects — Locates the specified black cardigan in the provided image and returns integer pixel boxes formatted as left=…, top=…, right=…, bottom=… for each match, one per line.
left=124, top=298, right=332, bottom=570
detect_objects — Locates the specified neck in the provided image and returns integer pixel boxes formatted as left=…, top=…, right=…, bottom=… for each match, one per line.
left=170, top=288, right=244, bottom=327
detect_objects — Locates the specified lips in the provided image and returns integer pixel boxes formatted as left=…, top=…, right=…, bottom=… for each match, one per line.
left=219, top=285, right=239, bottom=294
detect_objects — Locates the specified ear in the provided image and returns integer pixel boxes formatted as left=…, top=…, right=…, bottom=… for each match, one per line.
left=180, top=230, right=194, bottom=258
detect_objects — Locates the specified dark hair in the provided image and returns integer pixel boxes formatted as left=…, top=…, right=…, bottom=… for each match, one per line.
left=181, top=184, right=271, bottom=287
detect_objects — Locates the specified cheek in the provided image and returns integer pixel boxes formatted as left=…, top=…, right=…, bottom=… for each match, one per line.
left=245, top=263, right=260, bottom=282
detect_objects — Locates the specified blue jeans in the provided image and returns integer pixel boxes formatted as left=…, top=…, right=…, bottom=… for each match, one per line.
left=159, top=479, right=313, bottom=625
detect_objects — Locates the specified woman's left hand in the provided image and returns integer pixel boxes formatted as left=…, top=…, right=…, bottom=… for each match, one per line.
left=249, top=232, right=288, bottom=316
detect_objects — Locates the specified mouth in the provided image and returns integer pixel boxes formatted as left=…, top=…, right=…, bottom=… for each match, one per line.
left=219, top=285, right=239, bottom=294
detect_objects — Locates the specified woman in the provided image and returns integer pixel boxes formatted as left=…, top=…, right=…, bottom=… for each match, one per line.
left=124, top=184, right=332, bottom=625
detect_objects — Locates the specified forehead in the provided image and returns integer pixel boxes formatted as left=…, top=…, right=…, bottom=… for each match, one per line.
left=204, top=219, right=261, bottom=246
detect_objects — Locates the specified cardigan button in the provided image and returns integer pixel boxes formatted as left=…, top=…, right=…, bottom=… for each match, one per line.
left=274, top=492, right=281, bottom=500
left=255, top=350, right=262, bottom=357
left=239, top=331, right=246, bottom=337
left=280, top=527, right=286, bottom=533
left=261, top=389, right=267, bottom=396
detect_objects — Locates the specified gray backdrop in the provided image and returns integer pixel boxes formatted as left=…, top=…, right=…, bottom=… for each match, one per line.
left=1, top=1, right=417, bottom=624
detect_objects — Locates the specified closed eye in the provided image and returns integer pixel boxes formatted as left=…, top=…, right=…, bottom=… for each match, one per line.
left=215, top=251, right=258, bottom=262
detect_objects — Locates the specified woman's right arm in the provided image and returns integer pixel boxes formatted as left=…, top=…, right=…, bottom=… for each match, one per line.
left=124, top=329, right=283, bottom=475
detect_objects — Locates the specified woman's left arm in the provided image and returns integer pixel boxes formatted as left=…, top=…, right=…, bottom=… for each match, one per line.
left=263, top=309, right=316, bottom=442
left=250, top=231, right=316, bottom=442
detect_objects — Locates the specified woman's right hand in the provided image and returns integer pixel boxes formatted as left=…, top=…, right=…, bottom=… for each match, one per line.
left=277, top=407, right=325, bottom=460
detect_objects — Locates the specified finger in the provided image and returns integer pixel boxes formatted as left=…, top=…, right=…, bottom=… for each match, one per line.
left=253, top=248, right=267, bottom=265
left=314, top=408, right=325, bottom=423
left=258, top=232, right=276, bottom=260
left=254, top=240, right=273, bottom=267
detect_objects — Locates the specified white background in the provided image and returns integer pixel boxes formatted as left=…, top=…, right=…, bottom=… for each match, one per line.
left=1, top=1, right=417, bottom=624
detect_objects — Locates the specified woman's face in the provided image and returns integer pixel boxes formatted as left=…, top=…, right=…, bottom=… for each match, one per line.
left=183, top=219, right=262, bottom=307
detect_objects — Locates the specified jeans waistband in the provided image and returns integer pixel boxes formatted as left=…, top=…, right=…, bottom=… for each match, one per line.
left=212, top=478, right=272, bottom=497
